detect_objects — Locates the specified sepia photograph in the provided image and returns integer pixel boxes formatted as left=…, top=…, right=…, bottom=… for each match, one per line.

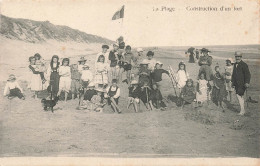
left=0, top=0, right=259, bottom=165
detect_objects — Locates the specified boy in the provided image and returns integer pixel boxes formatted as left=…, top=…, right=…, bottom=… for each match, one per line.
left=105, top=79, right=121, bottom=113
left=109, top=43, right=119, bottom=81
left=139, top=60, right=151, bottom=87
left=4, top=74, right=25, bottom=100
left=70, top=64, right=81, bottom=100
left=151, top=61, right=169, bottom=90
left=127, top=80, right=141, bottom=113
left=146, top=51, right=157, bottom=72
left=122, top=45, right=134, bottom=84
left=139, top=82, right=154, bottom=111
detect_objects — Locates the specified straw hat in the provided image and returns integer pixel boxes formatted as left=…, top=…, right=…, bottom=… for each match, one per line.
left=78, top=57, right=87, bottom=62
left=7, top=74, right=16, bottom=81
left=156, top=61, right=163, bottom=65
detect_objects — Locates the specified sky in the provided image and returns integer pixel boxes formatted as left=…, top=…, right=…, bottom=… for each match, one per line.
left=0, top=0, right=259, bottom=47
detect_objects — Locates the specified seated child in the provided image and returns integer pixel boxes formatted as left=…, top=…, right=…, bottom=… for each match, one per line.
left=81, top=64, right=93, bottom=91
left=139, top=82, right=154, bottom=111
left=90, top=88, right=106, bottom=112
left=4, top=74, right=25, bottom=100
left=70, top=64, right=81, bottom=100
left=180, top=79, right=196, bottom=109
left=212, top=65, right=226, bottom=111
left=105, top=79, right=121, bottom=113
left=78, top=82, right=96, bottom=107
left=151, top=61, right=169, bottom=90
left=34, top=53, right=47, bottom=83
left=127, top=80, right=141, bottom=113
left=150, top=83, right=167, bottom=110
left=196, top=72, right=209, bottom=107
left=139, top=60, right=151, bottom=87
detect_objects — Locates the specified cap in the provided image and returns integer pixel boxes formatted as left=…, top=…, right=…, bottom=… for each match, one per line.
left=234, top=51, right=242, bottom=57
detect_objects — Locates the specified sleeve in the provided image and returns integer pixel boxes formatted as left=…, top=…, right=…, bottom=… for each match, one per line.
left=186, top=72, right=190, bottom=79
left=231, top=64, right=235, bottom=85
left=208, top=56, right=213, bottom=66
left=198, top=57, right=202, bottom=66
left=28, top=65, right=40, bottom=74
left=3, top=83, right=9, bottom=96
left=108, top=51, right=112, bottom=60
left=162, top=69, right=169, bottom=75
left=243, top=63, right=251, bottom=84
left=113, top=88, right=120, bottom=98
left=15, top=82, right=23, bottom=93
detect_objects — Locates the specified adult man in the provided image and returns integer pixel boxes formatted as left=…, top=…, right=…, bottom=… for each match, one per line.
left=232, top=51, right=251, bottom=116
left=198, top=48, right=213, bottom=81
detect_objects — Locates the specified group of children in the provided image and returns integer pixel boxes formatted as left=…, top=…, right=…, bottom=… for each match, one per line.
left=3, top=39, right=235, bottom=113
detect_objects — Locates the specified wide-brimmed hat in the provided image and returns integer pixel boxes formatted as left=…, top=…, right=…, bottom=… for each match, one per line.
left=137, top=48, right=143, bottom=52
left=102, top=45, right=109, bottom=49
left=7, top=74, right=16, bottom=81
left=82, top=64, right=89, bottom=69
left=78, top=57, right=87, bottom=62
left=226, top=58, right=234, bottom=63
left=156, top=61, right=163, bottom=65
left=200, top=48, right=211, bottom=53
left=234, top=51, right=242, bottom=57
left=130, top=80, right=139, bottom=85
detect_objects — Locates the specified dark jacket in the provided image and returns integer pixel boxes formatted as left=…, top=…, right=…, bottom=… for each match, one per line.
left=231, top=60, right=251, bottom=95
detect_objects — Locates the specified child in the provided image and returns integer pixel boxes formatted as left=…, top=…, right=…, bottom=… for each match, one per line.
left=122, top=45, right=134, bottom=84
left=80, top=65, right=93, bottom=104
left=105, top=79, right=121, bottom=113
left=180, top=79, right=196, bottom=109
left=212, top=65, right=226, bottom=111
left=176, top=61, right=189, bottom=96
left=28, top=56, right=43, bottom=99
left=70, top=64, right=81, bottom=100
left=78, top=82, right=96, bottom=108
left=139, top=60, right=151, bottom=87
left=4, top=74, right=25, bottom=100
left=109, top=43, right=119, bottom=81
left=95, top=55, right=108, bottom=88
left=196, top=72, right=208, bottom=106
left=90, top=88, right=106, bottom=112
left=47, top=55, right=60, bottom=97
left=127, top=80, right=141, bottom=113
left=57, top=58, right=71, bottom=102
left=78, top=57, right=87, bottom=73
left=225, top=58, right=234, bottom=102
left=151, top=61, right=169, bottom=90
left=150, top=83, right=167, bottom=110
left=34, top=53, right=47, bottom=83
left=139, top=82, right=154, bottom=111
left=146, top=51, right=157, bottom=72
left=96, top=45, right=110, bottom=64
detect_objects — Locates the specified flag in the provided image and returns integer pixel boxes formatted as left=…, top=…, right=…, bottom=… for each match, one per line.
left=112, top=5, right=124, bottom=20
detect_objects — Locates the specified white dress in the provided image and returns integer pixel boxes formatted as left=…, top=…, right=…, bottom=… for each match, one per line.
left=28, top=65, right=44, bottom=91
left=176, top=70, right=189, bottom=88
left=59, top=66, right=71, bottom=92
left=196, top=79, right=208, bottom=102
left=94, top=62, right=109, bottom=85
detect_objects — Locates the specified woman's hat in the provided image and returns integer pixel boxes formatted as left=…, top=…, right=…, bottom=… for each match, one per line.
left=156, top=61, right=163, bottom=65
left=147, top=51, right=154, bottom=56
left=200, top=48, right=211, bottom=53
left=226, top=58, right=234, bottom=63
left=234, top=51, right=242, bottom=57
left=102, top=45, right=109, bottom=49
left=7, top=74, right=16, bottom=81
left=130, top=80, right=139, bottom=85
left=88, top=82, right=95, bottom=87
left=78, top=57, right=87, bottom=62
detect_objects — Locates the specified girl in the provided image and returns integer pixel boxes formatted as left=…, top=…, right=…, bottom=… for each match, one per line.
left=225, top=58, right=234, bottom=102
left=105, top=79, right=121, bottom=113
left=176, top=61, right=189, bottom=96
left=127, top=80, right=141, bottom=113
left=95, top=55, right=109, bottom=88
left=4, top=74, right=25, bottom=100
left=180, top=79, right=196, bottom=109
left=139, top=82, right=154, bottom=111
left=57, top=58, right=71, bottom=102
left=78, top=57, right=87, bottom=73
left=34, top=53, right=47, bottom=83
left=196, top=72, right=208, bottom=106
left=28, top=56, right=43, bottom=99
left=212, top=65, right=226, bottom=111
left=47, top=55, right=60, bottom=97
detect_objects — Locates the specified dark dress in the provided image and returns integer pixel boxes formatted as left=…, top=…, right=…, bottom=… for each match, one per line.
left=84, top=89, right=97, bottom=101
left=231, top=60, right=251, bottom=96
left=181, top=85, right=196, bottom=103
left=189, top=52, right=195, bottom=63
left=48, top=63, right=60, bottom=97
left=108, top=50, right=118, bottom=67
left=139, top=86, right=151, bottom=104
left=129, top=86, right=141, bottom=98
left=212, top=72, right=227, bottom=103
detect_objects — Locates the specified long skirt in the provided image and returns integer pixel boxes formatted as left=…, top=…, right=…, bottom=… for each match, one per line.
left=29, top=73, right=43, bottom=91
left=49, top=71, right=60, bottom=96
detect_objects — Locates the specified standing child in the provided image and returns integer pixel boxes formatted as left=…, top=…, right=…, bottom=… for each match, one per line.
left=150, top=83, right=167, bottom=110
left=122, top=45, right=134, bottom=84
left=109, top=43, right=119, bottom=81
left=196, top=72, right=208, bottom=106
left=78, top=57, right=87, bottom=73
left=34, top=53, right=47, bottom=84
left=70, top=64, right=81, bottom=100
left=151, top=61, right=169, bottom=90
left=212, top=65, right=226, bottom=111
left=127, top=80, right=141, bottom=113
left=139, top=60, right=151, bottom=87
left=180, top=79, right=196, bottom=109
left=95, top=55, right=109, bottom=88
left=225, top=58, right=234, bottom=102
left=4, top=74, right=25, bottom=100
left=139, top=82, right=154, bottom=111
left=105, top=79, right=121, bottom=113
left=176, top=61, right=189, bottom=96
left=57, top=58, right=71, bottom=102
left=146, top=51, right=157, bottom=72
